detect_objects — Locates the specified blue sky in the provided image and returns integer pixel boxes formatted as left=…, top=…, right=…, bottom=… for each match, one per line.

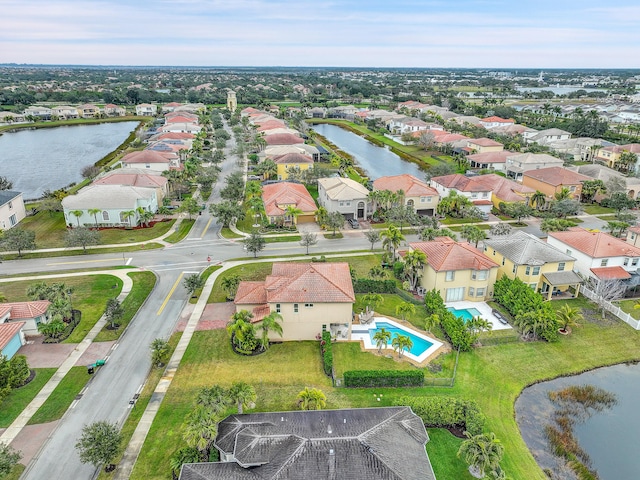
left=1, top=0, right=639, bottom=67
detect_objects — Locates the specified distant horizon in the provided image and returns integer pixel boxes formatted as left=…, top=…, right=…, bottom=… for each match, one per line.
left=2, top=0, right=639, bottom=68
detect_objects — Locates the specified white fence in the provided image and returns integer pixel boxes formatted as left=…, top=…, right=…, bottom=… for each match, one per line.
left=580, top=287, right=640, bottom=330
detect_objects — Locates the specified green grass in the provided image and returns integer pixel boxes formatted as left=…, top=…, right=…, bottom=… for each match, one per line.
left=220, top=227, right=243, bottom=239
left=164, top=219, right=195, bottom=243
left=596, top=214, right=619, bottom=220
left=0, top=243, right=163, bottom=261
left=3, top=463, right=25, bottom=480
left=426, top=428, right=473, bottom=479
left=27, top=367, right=89, bottom=425
left=0, top=369, right=56, bottom=427
left=264, top=235, right=301, bottom=243
left=615, top=299, right=640, bottom=319
left=324, top=232, right=344, bottom=239
left=94, top=272, right=157, bottom=342
left=189, top=266, right=222, bottom=304
left=583, top=205, right=615, bottom=215
left=332, top=341, right=417, bottom=379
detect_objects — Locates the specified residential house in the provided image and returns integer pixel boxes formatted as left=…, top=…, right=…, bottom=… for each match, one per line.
left=0, top=112, right=26, bottom=124
left=317, top=177, right=371, bottom=220
left=234, top=262, right=355, bottom=341
left=307, top=106, right=327, bottom=118
left=23, top=106, right=52, bottom=120
left=0, top=191, right=26, bottom=230
left=135, top=103, right=158, bottom=116
left=120, top=150, right=179, bottom=172
left=522, top=167, right=591, bottom=201
left=373, top=174, right=439, bottom=216
left=264, top=133, right=305, bottom=146
left=479, top=116, right=515, bottom=129
left=164, top=113, right=198, bottom=124
left=505, top=152, right=564, bottom=181
left=547, top=228, right=640, bottom=285
left=93, top=169, right=169, bottom=203
left=271, top=153, right=314, bottom=180
left=0, top=321, right=26, bottom=360
left=179, top=406, right=435, bottom=480
left=158, top=123, right=202, bottom=134
left=0, top=300, right=50, bottom=336
left=430, top=174, right=493, bottom=214
left=484, top=231, right=582, bottom=300
left=161, top=102, right=182, bottom=113
left=409, top=238, right=499, bottom=302
left=432, top=132, right=470, bottom=150
left=328, top=105, right=360, bottom=120
left=491, top=124, right=537, bottom=136
left=76, top=104, right=100, bottom=118
left=388, top=116, right=431, bottom=134
left=571, top=163, right=640, bottom=200
left=464, top=138, right=504, bottom=154
left=262, top=182, right=317, bottom=225
left=103, top=104, right=126, bottom=116
left=263, top=144, right=321, bottom=162
left=467, top=151, right=515, bottom=172
left=61, top=184, right=158, bottom=228
left=174, top=103, right=206, bottom=114
left=51, top=105, right=79, bottom=119
left=594, top=144, right=640, bottom=171
left=524, top=128, right=572, bottom=145
left=449, top=115, right=483, bottom=127
left=626, top=226, right=640, bottom=248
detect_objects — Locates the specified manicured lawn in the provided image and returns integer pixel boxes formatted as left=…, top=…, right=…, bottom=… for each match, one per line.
left=94, top=272, right=157, bottom=341
left=264, top=235, right=301, bottom=243
left=220, top=227, right=243, bottom=239
left=27, top=367, right=89, bottom=425
left=4, top=464, right=25, bottom=480
left=0, top=369, right=56, bottom=427
left=333, top=341, right=418, bottom=379
left=324, top=232, right=344, bottom=239
left=596, top=214, right=618, bottom=220
left=583, top=205, right=615, bottom=215
left=164, top=219, right=195, bottom=243
left=189, top=266, right=222, bottom=304
left=426, top=428, right=473, bottom=479
left=0, top=243, right=163, bottom=261
left=615, top=299, right=640, bottom=319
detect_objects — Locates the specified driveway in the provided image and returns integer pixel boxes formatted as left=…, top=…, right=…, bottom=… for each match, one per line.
left=17, top=337, right=115, bottom=368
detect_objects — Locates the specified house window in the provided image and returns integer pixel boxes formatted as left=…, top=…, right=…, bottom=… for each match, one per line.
left=502, top=258, right=505, bottom=266
left=276, top=304, right=281, bottom=313
left=305, top=303, right=314, bottom=308
left=569, top=186, right=576, bottom=192
left=633, top=259, right=639, bottom=267
left=468, top=287, right=475, bottom=297
left=600, top=259, right=609, bottom=267
left=558, top=262, right=565, bottom=271
left=445, top=271, right=455, bottom=281
left=145, top=163, right=150, bottom=168
left=624, top=258, right=629, bottom=266
left=102, top=211, right=109, bottom=221
left=339, top=202, right=344, bottom=207
left=8, top=201, right=12, bottom=209
left=476, top=287, right=485, bottom=297
left=632, top=233, right=636, bottom=240
left=525, top=266, right=530, bottom=275
left=9, top=214, right=16, bottom=226
left=530, top=283, right=537, bottom=289
left=294, top=304, right=299, bottom=313
left=472, top=270, right=488, bottom=281
left=471, top=193, right=478, bottom=199
left=482, top=192, right=488, bottom=198
left=512, top=265, right=517, bottom=274
left=532, top=267, right=540, bottom=275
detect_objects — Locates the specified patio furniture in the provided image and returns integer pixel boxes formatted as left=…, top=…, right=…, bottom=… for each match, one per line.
left=491, top=309, right=509, bottom=325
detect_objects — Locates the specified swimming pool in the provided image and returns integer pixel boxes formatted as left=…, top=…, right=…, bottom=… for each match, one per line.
left=369, top=321, right=433, bottom=356
left=447, top=307, right=482, bottom=322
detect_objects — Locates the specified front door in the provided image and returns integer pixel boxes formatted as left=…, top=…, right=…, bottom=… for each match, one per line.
left=357, top=201, right=365, bottom=219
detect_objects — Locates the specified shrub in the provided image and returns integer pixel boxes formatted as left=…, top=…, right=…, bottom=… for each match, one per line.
left=393, top=261, right=405, bottom=279
left=398, top=396, right=486, bottom=435
left=344, top=370, right=424, bottom=388
left=440, top=311, right=475, bottom=351
left=353, top=278, right=397, bottom=294
left=321, top=331, right=333, bottom=377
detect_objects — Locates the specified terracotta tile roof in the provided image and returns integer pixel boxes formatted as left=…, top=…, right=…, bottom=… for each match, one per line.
left=590, top=266, right=631, bottom=280
left=271, top=153, right=314, bottom=165
left=0, top=305, right=11, bottom=318
left=468, top=138, right=503, bottom=148
left=1, top=301, right=50, bottom=319
left=523, top=167, right=591, bottom=186
left=121, top=150, right=176, bottom=164
left=257, top=120, right=286, bottom=131
left=467, top=150, right=514, bottom=164
left=165, top=115, right=198, bottom=124
left=598, top=143, right=640, bottom=154
left=234, top=282, right=268, bottom=304
left=0, top=322, right=25, bottom=350
left=262, top=182, right=317, bottom=217
left=549, top=228, right=640, bottom=258
left=264, top=133, right=304, bottom=146
left=433, top=132, right=469, bottom=143
left=410, top=239, right=498, bottom=272
left=251, top=304, right=271, bottom=322
left=480, top=116, right=515, bottom=124
left=150, top=132, right=195, bottom=141
left=94, top=173, right=168, bottom=189
left=373, top=174, right=438, bottom=197
left=431, top=174, right=487, bottom=192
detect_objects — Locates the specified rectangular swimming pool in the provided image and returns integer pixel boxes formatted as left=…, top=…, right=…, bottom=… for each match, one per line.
left=447, top=307, right=482, bottom=322
left=368, top=321, right=433, bottom=357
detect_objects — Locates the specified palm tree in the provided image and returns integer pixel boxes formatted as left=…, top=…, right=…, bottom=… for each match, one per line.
left=395, top=301, right=416, bottom=321
left=245, top=181, right=262, bottom=200
left=284, top=205, right=303, bottom=226
left=228, top=382, right=257, bottom=414
left=181, top=405, right=219, bottom=462
left=227, top=310, right=256, bottom=350
left=529, top=190, right=547, bottom=210
left=137, top=207, right=154, bottom=227
left=381, top=225, right=405, bottom=260
left=169, top=447, right=200, bottom=480
left=296, top=387, right=327, bottom=410
left=88, top=208, right=102, bottom=229
left=554, top=187, right=572, bottom=201
left=424, top=314, right=439, bottom=334
left=220, top=274, right=241, bottom=300
left=373, top=328, right=391, bottom=354
left=368, top=265, right=386, bottom=279
left=403, top=250, right=427, bottom=291
left=196, top=385, right=229, bottom=416
left=457, top=432, right=504, bottom=479
left=121, top=209, right=136, bottom=228
left=49, top=297, right=72, bottom=321
left=38, top=316, right=66, bottom=339
left=391, top=334, right=413, bottom=358
left=70, top=209, right=83, bottom=227
left=256, top=311, right=283, bottom=350
left=361, top=293, right=383, bottom=312
left=556, top=304, right=583, bottom=334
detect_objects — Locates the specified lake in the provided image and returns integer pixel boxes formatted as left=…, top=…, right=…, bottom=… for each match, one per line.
left=516, top=86, right=607, bottom=95
left=311, top=123, right=425, bottom=180
left=515, top=362, right=640, bottom=479
left=0, top=121, right=139, bottom=200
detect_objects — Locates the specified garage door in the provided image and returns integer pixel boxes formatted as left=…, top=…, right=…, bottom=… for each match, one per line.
left=297, top=214, right=315, bottom=224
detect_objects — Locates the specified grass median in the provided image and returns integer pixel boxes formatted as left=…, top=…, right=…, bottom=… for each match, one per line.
left=27, top=367, right=90, bottom=425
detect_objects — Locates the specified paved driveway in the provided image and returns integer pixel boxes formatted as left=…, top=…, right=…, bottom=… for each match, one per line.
left=17, top=338, right=115, bottom=368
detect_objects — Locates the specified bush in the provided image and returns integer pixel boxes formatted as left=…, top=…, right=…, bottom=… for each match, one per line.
left=353, top=278, right=397, bottom=294
left=344, top=370, right=424, bottom=388
left=321, top=331, right=333, bottom=377
left=393, top=261, right=405, bottom=279
left=441, top=312, right=475, bottom=351
left=398, top=395, right=486, bottom=435
left=8, top=355, right=30, bottom=388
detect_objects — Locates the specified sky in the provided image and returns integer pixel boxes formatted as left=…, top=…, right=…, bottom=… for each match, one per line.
left=1, top=0, right=639, bottom=68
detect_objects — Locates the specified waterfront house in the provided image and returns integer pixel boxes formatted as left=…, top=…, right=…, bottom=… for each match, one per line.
left=0, top=300, right=51, bottom=336
left=522, top=167, right=591, bottom=201
left=317, top=177, right=371, bottom=220
left=271, top=153, right=314, bottom=180
left=51, top=105, right=79, bottom=119
left=93, top=169, right=169, bottom=204
left=467, top=151, right=515, bottom=172
left=373, top=174, right=439, bottom=216
left=0, top=191, right=26, bottom=230
left=103, top=104, right=126, bottom=116
left=464, top=138, right=504, bottom=154
left=505, top=152, right=564, bottom=181
left=135, top=103, right=158, bottom=116
left=23, top=106, right=52, bottom=120
left=76, top=104, right=100, bottom=118
left=120, top=150, right=179, bottom=172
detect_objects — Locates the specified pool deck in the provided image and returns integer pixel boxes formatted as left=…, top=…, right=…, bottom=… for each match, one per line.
left=445, top=301, right=512, bottom=331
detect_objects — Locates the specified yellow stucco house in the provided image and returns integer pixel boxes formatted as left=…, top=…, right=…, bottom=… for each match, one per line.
left=595, top=143, right=640, bottom=170
left=483, top=231, right=582, bottom=300
left=409, top=238, right=499, bottom=302
left=270, top=152, right=314, bottom=180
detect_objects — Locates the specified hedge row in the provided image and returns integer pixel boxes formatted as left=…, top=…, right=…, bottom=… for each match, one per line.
left=397, top=395, right=486, bottom=436
left=320, top=331, right=333, bottom=377
left=344, top=370, right=424, bottom=388
left=353, top=279, right=397, bottom=294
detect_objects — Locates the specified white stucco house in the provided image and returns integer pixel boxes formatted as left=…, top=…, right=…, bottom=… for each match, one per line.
left=317, top=177, right=371, bottom=220
left=0, top=191, right=27, bottom=231
left=135, top=103, right=158, bottom=116
left=120, top=150, right=179, bottom=172
left=0, top=301, right=51, bottom=337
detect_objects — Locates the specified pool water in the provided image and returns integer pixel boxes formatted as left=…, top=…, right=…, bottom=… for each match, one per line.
left=447, top=307, right=482, bottom=322
left=369, top=321, right=433, bottom=356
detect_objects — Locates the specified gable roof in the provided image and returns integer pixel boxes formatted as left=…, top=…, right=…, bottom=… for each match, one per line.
left=0, top=322, right=25, bottom=351
left=548, top=228, right=640, bottom=258
left=373, top=174, right=437, bottom=197
left=590, top=266, right=631, bottom=280
left=318, top=177, right=369, bottom=200
left=180, top=407, right=433, bottom=480
left=121, top=150, right=176, bottom=164
left=271, top=153, right=314, bottom=165
left=480, top=116, right=514, bottom=124
left=1, top=301, right=50, bottom=319
left=264, top=133, right=304, bottom=146
left=262, top=183, right=316, bottom=217
left=62, top=184, right=155, bottom=209
left=431, top=173, right=528, bottom=197
left=468, top=137, right=503, bottom=148
left=467, top=150, right=514, bottom=164
left=485, top=231, right=575, bottom=265
left=410, top=238, right=498, bottom=271
left=0, top=190, right=22, bottom=207
left=93, top=171, right=168, bottom=189
left=523, top=167, right=591, bottom=186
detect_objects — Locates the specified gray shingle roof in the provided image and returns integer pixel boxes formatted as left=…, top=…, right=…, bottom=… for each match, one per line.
left=180, top=407, right=434, bottom=480
left=0, top=191, right=21, bottom=207
left=485, top=230, right=575, bottom=265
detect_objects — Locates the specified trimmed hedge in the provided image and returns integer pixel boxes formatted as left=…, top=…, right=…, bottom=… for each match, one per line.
left=398, top=395, right=486, bottom=435
left=353, top=278, right=397, bottom=294
left=344, top=370, right=424, bottom=388
left=320, top=331, right=333, bottom=377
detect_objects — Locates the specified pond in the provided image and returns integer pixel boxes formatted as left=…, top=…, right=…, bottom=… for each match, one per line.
left=515, top=362, right=640, bottom=480
left=0, top=121, right=139, bottom=200
left=311, top=123, right=425, bottom=180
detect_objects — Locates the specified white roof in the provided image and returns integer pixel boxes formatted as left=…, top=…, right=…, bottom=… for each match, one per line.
left=62, top=184, right=154, bottom=209
left=318, top=177, right=370, bottom=201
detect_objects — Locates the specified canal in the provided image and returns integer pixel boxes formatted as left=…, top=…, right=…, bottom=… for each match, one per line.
left=311, top=123, right=425, bottom=180
left=0, top=121, right=139, bottom=200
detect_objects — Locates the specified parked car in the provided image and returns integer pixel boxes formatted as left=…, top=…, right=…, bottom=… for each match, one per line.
left=479, top=212, right=489, bottom=221
left=348, top=218, right=360, bottom=229
left=247, top=175, right=261, bottom=181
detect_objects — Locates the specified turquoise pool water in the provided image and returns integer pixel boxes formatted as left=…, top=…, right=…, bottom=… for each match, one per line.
left=447, top=307, right=482, bottom=322
left=369, top=321, right=433, bottom=356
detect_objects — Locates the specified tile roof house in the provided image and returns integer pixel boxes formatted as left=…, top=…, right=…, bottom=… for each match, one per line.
left=484, top=231, right=582, bottom=299
left=269, top=153, right=314, bottom=181
left=263, top=144, right=321, bottom=162
left=318, top=177, right=371, bottom=220
left=467, top=150, right=515, bottom=172
left=51, top=105, right=79, bottom=119
left=93, top=169, right=169, bottom=203
left=547, top=228, right=640, bottom=283
left=158, top=123, right=202, bottom=134
left=373, top=174, right=439, bottom=216
left=523, top=128, right=572, bottom=145
left=180, top=407, right=435, bottom=480
left=505, top=152, right=564, bottom=182
left=626, top=226, right=640, bottom=248
left=479, top=116, right=515, bottom=129
left=389, top=116, right=431, bottom=134
left=76, top=104, right=100, bottom=118
left=594, top=143, right=640, bottom=171
left=262, top=182, right=317, bottom=225
left=410, top=238, right=499, bottom=302
left=103, top=104, right=126, bottom=117
left=465, top=138, right=504, bottom=154
left=0, top=191, right=26, bottom=231
left=0, top=300, right=50, bottom=336
left=264, top=133, right=305, bottom=146
left=135, top=103, right=158, bottom=116
left=0, top=321, right=26, bottom=360
left=522, top=166, right=591, bottom=201
left=120, top=150, right=179, bottom=172
left=234, top=262, right=355, bottom=341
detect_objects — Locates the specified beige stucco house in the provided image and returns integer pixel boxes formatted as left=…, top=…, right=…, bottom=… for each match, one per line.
left=0, top=191, right=26, bottom=231
left=373, top=174, right=439, bottom=216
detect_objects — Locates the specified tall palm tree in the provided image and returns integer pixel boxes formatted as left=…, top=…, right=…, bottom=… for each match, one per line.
left=296, top=387, right=326, bottom=410
left=256, top=311, right=284, bottom=350
left=88, top=208, right=102, bottom=229
left=245, top=181, right=262, bottom=200
left=361, top=293, right=383, bottom=312
left=121, top=209, right=136, bottom=228
left=457, top=432, right=504, bottom=479
left=227, top=310, right=255, bottom=347
left=196, top=385, right=229, bottom=416
left=529, top=190, right=547, bottom=210
left=70, top=209, right=83, bottom=227
left=391, top=334, right=413, bottom=358
left=381, top=225, right=405, bottom=260
left=556, top=304, right=583, bottom=334
left=395, top=301, right=416, bottom=321
left=284, top=205, right=303, bottom=225
left=181, top=405, right=219, bottom=462
left=373, top=328, right=391, bottom=354
left=228, top=382, right=257, bottom=414
left=403, top=250, right=427, bottom=291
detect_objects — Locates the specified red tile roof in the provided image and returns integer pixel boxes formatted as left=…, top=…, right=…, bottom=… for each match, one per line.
left=1, top=301, right=50, bottom=319
left=373, top=174, right=438, bottom=197
left=468, top=138, right=503, bottom=148
left=165, top=115, right=198, bottom=124
left=121, top=150, right=176, bottom=164
left=271, top=153, right=314, bottom=165
left=0, top=322, right=25, bottom=350
left=234, top=282, right=268, bottom=304
left=94, top=173, right=168, bottom=189
left=480, top=116, right=515, bottom=124
left=590, top=266, right=631, bottom=280
left=468, top=151, right=515, bottom=164
left=262, top=182, right=317, bottom=217
left=410, top=239, right=498, bottom=272
left=549, top=228, right=640, bottom=258
left=523, top=167, right=591, bottom=186
left=257, top=120, right=287, bottom=131
left=264, top=133, right=304, bottom=146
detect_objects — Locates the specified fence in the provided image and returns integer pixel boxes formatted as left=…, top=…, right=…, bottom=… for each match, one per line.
left=580, top=287, right=640, bottom=329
